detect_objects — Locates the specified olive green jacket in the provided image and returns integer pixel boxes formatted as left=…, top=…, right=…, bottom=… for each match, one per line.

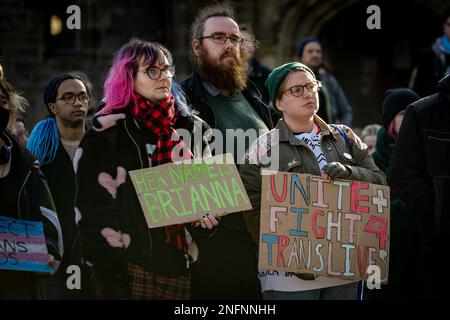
left=239, top=116, right=388, bottom=245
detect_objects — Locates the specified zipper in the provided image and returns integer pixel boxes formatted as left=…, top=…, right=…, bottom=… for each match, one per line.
left=17, top=170, right=32, bottom=220
left=124, top=118, right=154, bottom=255
left=427, top=135, right=450, bottom=143
left=124, top=119, right=144, bottom=169
left=184, top=251, right=190, bottom=269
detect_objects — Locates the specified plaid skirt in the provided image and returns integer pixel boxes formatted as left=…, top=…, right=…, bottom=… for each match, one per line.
left=128, top=263, right=190, bottom=300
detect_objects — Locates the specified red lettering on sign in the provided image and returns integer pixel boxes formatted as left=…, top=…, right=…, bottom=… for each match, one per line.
left=312, top=210, right=325, bottom=239
left=364, top=216, right=389, bottom=250
left=270, top=174, right=287, bottom=202
left=351, top=182, right=369, bottom=213
left=277, top=236, right=290, bottom=267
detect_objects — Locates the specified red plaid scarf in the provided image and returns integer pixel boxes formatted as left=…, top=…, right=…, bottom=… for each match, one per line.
left=130, top=92, right=192, bottom=164
left=130, top=92, right=192, bottom=253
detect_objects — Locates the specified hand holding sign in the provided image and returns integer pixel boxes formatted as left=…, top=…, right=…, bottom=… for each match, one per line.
left=323, top=162, right=351, bottom=179
left=35, top=254, right=55, bottom=275
left=193, top=214, right=220, bottom=229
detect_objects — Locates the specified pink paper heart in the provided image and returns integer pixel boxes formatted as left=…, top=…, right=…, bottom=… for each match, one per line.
left=101, top=227, right=123, bottom=248
left=121, top=233, right=131, bottom=249
left=97, top=167, right=127, bottom=199
left=100, top=227, right=131, bottom=249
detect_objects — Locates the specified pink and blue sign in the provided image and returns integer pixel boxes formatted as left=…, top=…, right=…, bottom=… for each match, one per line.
left=0, top=216, right=52, bottom=273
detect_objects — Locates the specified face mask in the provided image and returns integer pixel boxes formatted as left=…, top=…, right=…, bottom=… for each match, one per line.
left=0, top=106, right=10, bottom=131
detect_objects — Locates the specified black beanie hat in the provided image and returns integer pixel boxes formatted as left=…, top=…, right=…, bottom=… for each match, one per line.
left=43, top=73, right=78, bottom=113
left=382, top=88, right=419, bottom=127
left=296, top=36, right=320, bottom=58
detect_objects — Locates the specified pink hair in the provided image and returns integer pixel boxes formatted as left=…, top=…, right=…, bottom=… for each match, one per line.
left=99, top=39, right=172, bottom=115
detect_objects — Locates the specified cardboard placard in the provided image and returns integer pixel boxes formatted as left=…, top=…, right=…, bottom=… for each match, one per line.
left=0, top=216, right=52, bottom=273
left=129, top=154, right=252, bottom=228
left=258, top=172, right=390, bottom=283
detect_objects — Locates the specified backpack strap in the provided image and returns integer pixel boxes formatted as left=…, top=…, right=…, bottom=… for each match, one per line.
left=330, top=124, right=351, bottom=153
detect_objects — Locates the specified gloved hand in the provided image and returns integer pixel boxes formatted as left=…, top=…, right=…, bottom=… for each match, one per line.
left=322, top=162, right=352, bottom=179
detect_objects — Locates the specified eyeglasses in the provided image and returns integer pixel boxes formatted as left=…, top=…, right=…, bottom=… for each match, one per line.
left=198, top=34, right=244, bottom=46
left=56, top=92, right=90, bottom=105
left=144, top=65, right=176, bottom=80
left=282, top=81, right=322, bottom=97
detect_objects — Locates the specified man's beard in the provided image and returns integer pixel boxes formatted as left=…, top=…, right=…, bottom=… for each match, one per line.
left=197, top=47, right=248, bottom=94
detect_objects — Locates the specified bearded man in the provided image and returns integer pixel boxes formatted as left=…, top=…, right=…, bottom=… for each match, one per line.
left=181, top=4, right=274, bottom=300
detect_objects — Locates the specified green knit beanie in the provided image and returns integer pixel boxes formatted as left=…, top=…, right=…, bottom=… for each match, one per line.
left=265, top=62, right=316, bottom=109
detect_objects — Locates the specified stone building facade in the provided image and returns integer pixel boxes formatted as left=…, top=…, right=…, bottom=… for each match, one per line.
left=0, top=0, right=448, bottom=128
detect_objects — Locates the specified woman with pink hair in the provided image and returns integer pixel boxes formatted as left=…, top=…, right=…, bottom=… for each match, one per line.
left=75, top=38, right=213, bottom=299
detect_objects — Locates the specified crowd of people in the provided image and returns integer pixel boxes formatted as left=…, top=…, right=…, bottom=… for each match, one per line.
left=1, top=4, right=449, bottom=300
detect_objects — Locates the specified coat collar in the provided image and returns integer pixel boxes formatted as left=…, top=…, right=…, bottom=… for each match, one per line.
left=276, top=114, right=336, bottom=144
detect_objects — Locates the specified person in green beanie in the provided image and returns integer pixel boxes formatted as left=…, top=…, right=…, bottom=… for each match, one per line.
left=239, top=62, right=387, bottom=300
left=364, top=88, right=422, bottom=300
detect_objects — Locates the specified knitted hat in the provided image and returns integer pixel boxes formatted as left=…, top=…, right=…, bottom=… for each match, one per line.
left=382, top=88, right=419, bottom=127
left=296, top=36, right=320, bottom=58
left=265, top=62, right=316, bottom=109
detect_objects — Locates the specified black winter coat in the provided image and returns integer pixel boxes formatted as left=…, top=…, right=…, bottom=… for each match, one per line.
left=0, top=130, right=63, bottom=299
left=390, top=75, right=450, bottom=258
left=75, top=109, right=209, bottom=299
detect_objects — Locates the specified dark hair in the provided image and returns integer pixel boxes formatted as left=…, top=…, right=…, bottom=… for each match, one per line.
left=44, top=73, right=91, bottom=109
left=296, top=36, right=320, bottom=59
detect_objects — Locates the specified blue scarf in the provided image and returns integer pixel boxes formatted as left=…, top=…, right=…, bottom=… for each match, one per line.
left=440, top=35, right=450, bottom=54
left=26, top=117, right=60, bottom=165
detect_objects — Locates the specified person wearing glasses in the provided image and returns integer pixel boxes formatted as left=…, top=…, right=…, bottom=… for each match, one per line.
left=74, top=38, right=213, bottom=299
left=180, top=4, right=273, bottom=300
left=26, top=73, right=92, bottom=299
left=239, top=62, right=387, bottom=300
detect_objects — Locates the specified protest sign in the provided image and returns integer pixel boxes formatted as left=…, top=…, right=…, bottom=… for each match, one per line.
left=0, top=216, right=52, bottom=273
left=129, top=154, right=252, bottom=228
left=258, top=172, right=390, bottom=283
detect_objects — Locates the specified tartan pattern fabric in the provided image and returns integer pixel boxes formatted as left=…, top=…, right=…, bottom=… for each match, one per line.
left=129, top=92, right=191, bottom=252
left=129, top=92, right=192, bottom=165
left=128, top=263, right=190, bottom=300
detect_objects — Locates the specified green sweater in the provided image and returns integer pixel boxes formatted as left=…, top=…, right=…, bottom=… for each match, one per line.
left=202, top=90, right=269, bottom=162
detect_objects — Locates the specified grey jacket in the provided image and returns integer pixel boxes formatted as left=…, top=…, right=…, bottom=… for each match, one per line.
left=239, top=116, right=387, bottom=245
